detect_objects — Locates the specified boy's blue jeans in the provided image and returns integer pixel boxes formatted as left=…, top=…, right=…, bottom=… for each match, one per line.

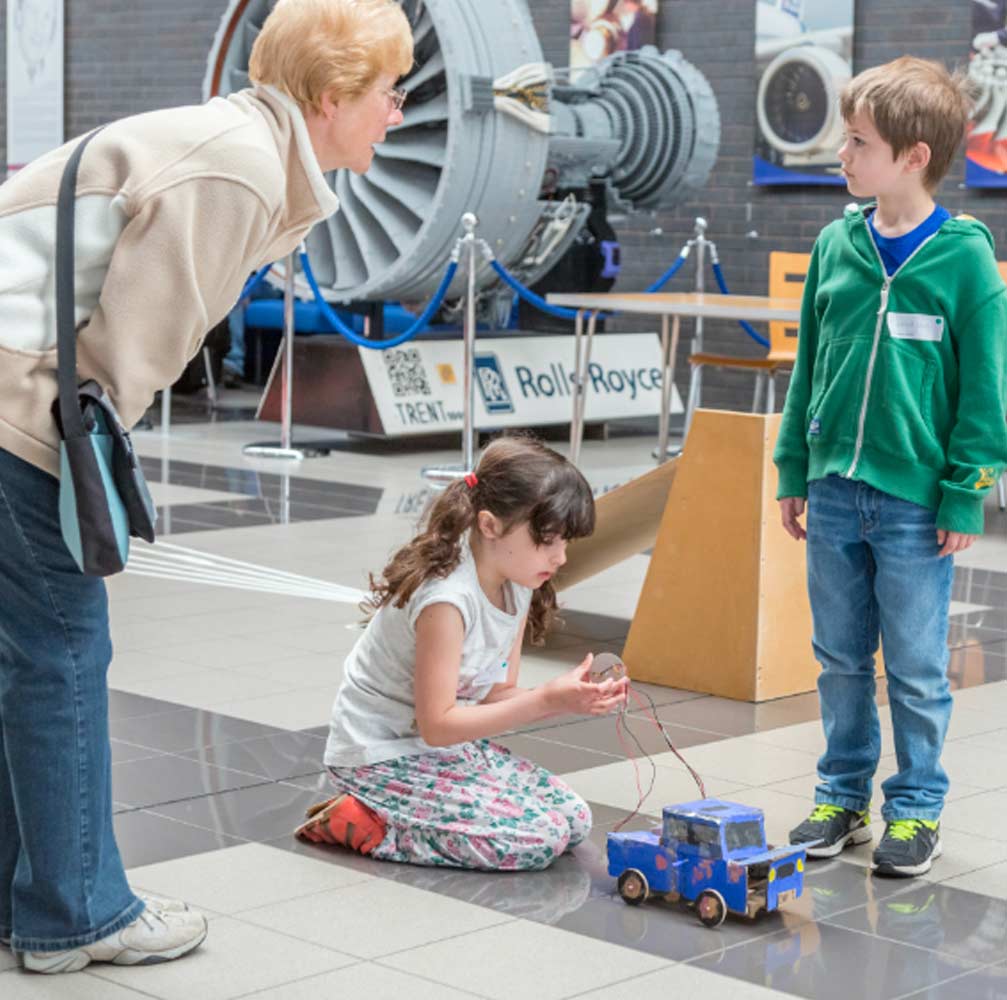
left=0, top=448, right=143, bottom=952
left=806, top=475, right=953, bottom=823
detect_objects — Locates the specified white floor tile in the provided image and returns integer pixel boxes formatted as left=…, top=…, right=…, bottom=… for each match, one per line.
left=110, top=667, right=296, bottom=710
left=128, top=843, right=372, bottom=915
left=210, top=686, right=335, bottom=730
left=89, top=916, right=355, bottom=1000
left=381, top=918, right=670, bottom=1000
left=939, top=860, right=1007, bottom=899
left=923, top=828, right=1007, bottom=884
left=237, top=878, right=511, bottom=960
left=649, top=734, right=821, bottom=787
left=239, top=962, right=484, bottom=999
left=942, top=790, right=1007, bottom=841
left=562, top=759, right=746, bottom=814
left=1, top=969, right=149, bottom=998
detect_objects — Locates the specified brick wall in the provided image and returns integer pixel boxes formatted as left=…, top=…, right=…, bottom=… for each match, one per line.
left=0, top=1, right=988, bottom=411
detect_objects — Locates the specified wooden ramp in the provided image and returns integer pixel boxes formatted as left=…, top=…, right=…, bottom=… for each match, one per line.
left=555, top=458, right=679, bottom=591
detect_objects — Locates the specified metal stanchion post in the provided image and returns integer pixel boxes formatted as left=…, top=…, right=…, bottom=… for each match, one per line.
left=243, top=253, right=304, bottom=460
left=462, top=218, right=477, bottom=473
left=161, top=385, right=171, bottom=437
left=683, top=217, right=713, bottom=441
left=570, top=310, right=597, bottom=467
left=422, top=213, right=480, bottom=489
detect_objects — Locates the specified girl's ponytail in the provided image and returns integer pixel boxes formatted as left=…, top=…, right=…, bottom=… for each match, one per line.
left=367, top=478, right=476, bottom=611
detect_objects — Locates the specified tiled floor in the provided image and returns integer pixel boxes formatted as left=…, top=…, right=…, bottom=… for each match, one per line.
left=3, top=396, right=1006, bottom=999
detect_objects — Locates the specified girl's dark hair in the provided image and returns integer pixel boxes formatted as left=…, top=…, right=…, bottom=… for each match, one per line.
left=368, top=435, right=595, bottom=644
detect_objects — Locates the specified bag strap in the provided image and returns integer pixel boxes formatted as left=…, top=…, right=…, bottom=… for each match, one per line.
left=55, top=128, right=105, bottom=439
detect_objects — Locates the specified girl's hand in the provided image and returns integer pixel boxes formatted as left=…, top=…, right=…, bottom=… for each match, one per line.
left=544, top=654, right=629, bottom=716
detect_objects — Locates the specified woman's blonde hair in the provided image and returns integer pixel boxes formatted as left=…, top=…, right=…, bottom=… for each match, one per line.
left=367, top=436, right=596, bottom=645
left=249, top=0, right=414, bottom=111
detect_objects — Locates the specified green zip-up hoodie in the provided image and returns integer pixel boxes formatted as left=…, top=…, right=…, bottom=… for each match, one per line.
left=774, top=204, right=1007, bottom=534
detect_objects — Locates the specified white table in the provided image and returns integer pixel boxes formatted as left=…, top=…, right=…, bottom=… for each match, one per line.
left=546, top=292, right=802, bottom=463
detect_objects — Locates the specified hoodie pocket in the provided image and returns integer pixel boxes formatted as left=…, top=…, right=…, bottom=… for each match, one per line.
left=865, top=340, right=943, bottom=467
left=806, top=337, right=865, bottom=445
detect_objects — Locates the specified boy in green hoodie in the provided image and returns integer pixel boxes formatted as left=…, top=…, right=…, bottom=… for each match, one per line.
left=774, top=56, right=1007, bottom=877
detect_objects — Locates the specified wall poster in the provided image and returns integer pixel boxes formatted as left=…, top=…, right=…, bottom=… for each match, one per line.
left=967, top=0, right=1007, bottom=187
left=753, top=0, right=854, bottom=186
left=6, top=0, right=63, bottom=176
left=570, top=0, right=658, bottom=73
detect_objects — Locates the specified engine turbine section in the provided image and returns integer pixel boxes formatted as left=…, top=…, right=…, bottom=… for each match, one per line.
left=205, top=0, right=720, bottom=304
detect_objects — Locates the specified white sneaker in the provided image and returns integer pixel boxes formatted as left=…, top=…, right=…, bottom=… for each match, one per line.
left=22, top=903, right=207, bottom=974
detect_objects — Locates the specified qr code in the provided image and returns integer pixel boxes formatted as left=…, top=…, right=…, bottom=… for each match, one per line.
left=384, top=348, right=432, bottom=397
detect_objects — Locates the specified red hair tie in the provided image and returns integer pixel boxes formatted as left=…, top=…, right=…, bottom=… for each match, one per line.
left=464, top=473, right=478, bottom=488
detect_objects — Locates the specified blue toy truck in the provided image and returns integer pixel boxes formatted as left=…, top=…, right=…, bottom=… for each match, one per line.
left=607, top=799, right=807, bottom=927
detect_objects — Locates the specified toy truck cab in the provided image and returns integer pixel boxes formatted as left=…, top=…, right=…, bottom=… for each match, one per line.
left=607, top=799, right=806, bottom=927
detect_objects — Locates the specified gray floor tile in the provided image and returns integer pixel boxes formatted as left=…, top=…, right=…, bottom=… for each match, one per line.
left=113, top=809, right=246, bottom=869
left=110, top=738, right=166, bottom=765
left=384, top=849, right=595, bottom=925
left=904, top=960, right=1007, bottom=1000
left=113, top=754, right=272, bottom=809
left=494, top=732, right=620, bottom=773
left=111, top=707, right=286, bottom=753
left=687, top=921, right=982, bottom=1000
left=642, top=691, right=824, bottom=738
left=148, top=780, right=321, bottom=842
left=516, top=715, right=723, bottom=759
left=825, top=879, right=1007, bottom=967
left=176, top=731, right=328, bottom=782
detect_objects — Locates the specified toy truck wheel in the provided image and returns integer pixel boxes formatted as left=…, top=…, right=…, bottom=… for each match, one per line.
left=696, top=889, right=727, bottom=928
left=617, top=869, right=649, bottom=905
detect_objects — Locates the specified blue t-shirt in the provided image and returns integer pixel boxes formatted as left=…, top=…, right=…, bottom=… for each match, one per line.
left=868, top=205, right=950, bottom=276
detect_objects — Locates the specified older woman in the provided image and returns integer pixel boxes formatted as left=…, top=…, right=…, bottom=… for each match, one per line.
left=0, top=0, right=412, bottom=974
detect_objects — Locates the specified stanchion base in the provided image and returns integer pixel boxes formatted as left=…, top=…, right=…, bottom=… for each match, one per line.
left=421, top=464, right=471, bottom=490
left=651, top=444, right=683, bottom=462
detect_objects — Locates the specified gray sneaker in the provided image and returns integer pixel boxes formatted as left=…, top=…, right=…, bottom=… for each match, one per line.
left=790, top=803, right=872, bottom=858
left=871, top=819, right=942, bottom=877
left=22, top=902, right=207, bottom=974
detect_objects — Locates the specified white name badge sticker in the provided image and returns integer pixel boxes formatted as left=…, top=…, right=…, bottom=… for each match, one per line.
left=886, top=313, right=944, bottom=342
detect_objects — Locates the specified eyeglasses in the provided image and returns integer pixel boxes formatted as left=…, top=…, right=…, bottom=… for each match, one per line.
left=384, top=87, right=408, bottom=112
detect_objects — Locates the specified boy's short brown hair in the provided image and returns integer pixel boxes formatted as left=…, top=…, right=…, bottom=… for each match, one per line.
left=840, top=56, right=974, bottom=190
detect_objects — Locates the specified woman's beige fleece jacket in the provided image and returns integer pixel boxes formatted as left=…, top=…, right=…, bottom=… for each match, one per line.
left=0, top=85, right=340, bottom=476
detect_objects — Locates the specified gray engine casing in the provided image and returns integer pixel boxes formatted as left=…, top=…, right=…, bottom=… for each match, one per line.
left=205, top=0, right=720, bottom=304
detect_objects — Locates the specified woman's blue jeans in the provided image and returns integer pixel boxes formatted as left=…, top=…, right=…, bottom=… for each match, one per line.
left=0, top=448, right=143, bottom=952
left=806, top=475, right=953, bottom=822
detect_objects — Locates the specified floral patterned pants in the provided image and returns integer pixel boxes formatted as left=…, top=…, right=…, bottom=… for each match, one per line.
left=328, top=739, right=592, bottom=871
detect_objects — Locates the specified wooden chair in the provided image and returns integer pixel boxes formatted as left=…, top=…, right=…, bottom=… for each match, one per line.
left=684, top=251, right=809, bottom=434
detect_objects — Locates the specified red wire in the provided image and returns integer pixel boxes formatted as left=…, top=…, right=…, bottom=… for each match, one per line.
left=613, top=711, right=652, bottom=832
left=627, top=685, right=707, bottom=800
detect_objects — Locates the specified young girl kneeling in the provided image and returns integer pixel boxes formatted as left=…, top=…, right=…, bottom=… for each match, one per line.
left=296, top=436, right=627, bottom=870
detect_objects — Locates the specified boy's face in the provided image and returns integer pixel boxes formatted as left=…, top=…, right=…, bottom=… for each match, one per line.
left=837, top=110, right=928, bottom=200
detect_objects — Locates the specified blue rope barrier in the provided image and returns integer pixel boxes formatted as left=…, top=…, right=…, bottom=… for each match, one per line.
left=237, top=263, right=273, bottom=304
left=711, top=261, right=770, bottom=348
left=644, top=251, right=689, bottom=293
left=299, top=250, right=459, bottom=350
left=489, top=259, right=599, bottom=321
